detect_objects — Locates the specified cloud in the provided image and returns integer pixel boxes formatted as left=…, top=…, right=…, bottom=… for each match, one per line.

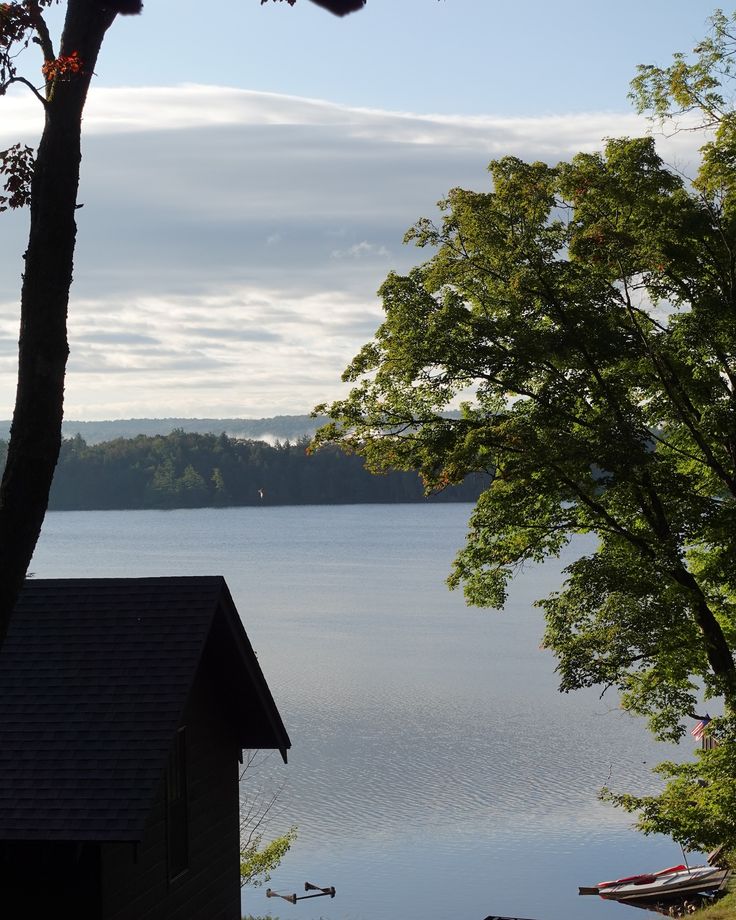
left=0, top=85, right=707, bottom=419
left=0, top=284, right=381, bottom=419
left=331, top=241, right=390, bottom=260
left=1, top=83, right=702, bottom=159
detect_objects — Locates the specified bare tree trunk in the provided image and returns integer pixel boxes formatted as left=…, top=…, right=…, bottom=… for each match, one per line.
left=0, top=0, right=116, bottom=641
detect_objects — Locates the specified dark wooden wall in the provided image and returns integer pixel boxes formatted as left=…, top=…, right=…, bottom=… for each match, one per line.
left=0, top=840, right=101, bottom=918
left=101, top=656, right=242, bottom=920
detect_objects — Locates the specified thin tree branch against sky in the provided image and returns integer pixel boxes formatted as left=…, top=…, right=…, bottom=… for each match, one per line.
left=0, top=1, right=718, bottom=421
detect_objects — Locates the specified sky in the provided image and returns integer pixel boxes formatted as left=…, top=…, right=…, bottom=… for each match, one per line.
left=0, top=0, right=718, bottom=420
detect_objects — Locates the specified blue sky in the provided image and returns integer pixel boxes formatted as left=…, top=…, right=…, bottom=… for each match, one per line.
left=0, top=1, right=718, bottom=419
left=101, top=0, right=710, bottom=115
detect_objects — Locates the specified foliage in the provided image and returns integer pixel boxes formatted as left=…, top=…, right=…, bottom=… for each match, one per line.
left=41, top=49, right=82, bottom=83
left=0, top=0, right=55, bottom=88
left=240, top=826, right=297, bottom=888
left=0, top=143, right=33, bottom=212
left=239, top=750, right=296, bottom=889
left=602, top=737, right=736, bottom=851
left=261, top=0, right=367, bottom=13
left=0, top=430, right=485, bottom=509
left=629, top=9, right=736, bottom=128
left=314, top=14, right=736, bottom=759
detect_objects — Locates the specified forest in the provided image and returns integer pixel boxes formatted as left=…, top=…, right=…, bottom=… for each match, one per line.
left=0, top=430, right=486, bottom=511
left=0, top=414, right=327, bottom=446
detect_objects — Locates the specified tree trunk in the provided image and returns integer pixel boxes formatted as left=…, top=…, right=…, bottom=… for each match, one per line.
left=680, top=569, right=736, bottom=713
left=0, top=0, right=116, bottom=642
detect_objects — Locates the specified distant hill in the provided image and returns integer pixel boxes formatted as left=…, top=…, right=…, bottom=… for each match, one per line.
left=0, top=430, right=487, bottom=511
left=0, top=415, right=326, bottom=446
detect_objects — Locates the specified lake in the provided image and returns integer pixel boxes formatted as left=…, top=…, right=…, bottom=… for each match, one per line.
left=30, top=504, right=692, bottom=920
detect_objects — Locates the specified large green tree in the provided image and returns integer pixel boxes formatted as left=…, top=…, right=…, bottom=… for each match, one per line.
left=315, top=9, right=736, bottom=850
left=0, top=0, right=364, bottom=644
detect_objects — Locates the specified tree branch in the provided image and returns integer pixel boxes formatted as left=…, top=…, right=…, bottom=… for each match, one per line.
left=26, top=0, right=55, bottom=64
left=1, top=75, right=47, bottom=106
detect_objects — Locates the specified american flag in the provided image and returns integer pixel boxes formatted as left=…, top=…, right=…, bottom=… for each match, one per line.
left=691, top=715, right=711, bottom=741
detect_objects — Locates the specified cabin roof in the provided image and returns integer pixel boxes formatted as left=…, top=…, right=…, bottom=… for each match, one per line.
left=0, top=576, right=290, bottom=842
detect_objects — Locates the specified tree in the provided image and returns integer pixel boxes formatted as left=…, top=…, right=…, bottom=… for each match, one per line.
left=0, top=0, right=365, bottom=646
left=241, top=829, right=297, bottom=889
left=239, top=750, right=297, bottom=890
left=628, top=7, right=736, bottom=130
left=314, top=9, right=736, bottom=851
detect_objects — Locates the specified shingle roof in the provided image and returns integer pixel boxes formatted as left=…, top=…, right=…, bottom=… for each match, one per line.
left=0, top=576, right=290, bottom=842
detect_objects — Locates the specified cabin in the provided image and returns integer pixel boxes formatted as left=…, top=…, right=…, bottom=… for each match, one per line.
left=0, top=576, right=290, bottom=920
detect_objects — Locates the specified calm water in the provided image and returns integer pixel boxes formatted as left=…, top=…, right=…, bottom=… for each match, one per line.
left=31, top=505, right=692, bottom=920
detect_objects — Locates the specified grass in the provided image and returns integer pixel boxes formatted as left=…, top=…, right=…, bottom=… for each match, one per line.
left=694, top=891, right=736, bottom=919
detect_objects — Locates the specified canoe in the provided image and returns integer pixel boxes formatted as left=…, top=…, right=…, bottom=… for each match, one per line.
left=579, top=864, right=730, bottom=902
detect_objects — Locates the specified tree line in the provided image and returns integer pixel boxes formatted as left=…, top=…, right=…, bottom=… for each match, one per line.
left=0, top=430, right=485, bottom=511
left=0, top=414, right=329, bottom=446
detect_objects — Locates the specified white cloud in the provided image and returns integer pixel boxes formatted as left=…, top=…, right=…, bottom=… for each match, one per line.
left=0, top=284, right=382, bottom=419
left=331, top=241, right=390, bottom=260
left=2, top=83, right=702, bottom=160
left=0, top=85, right=707, bottom=420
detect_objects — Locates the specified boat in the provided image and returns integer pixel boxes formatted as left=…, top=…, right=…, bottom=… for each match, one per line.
left=579, top=862, right=731, bottom=914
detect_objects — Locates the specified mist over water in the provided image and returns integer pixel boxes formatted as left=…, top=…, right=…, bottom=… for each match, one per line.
left=31, top=504, right=691, bottom=920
